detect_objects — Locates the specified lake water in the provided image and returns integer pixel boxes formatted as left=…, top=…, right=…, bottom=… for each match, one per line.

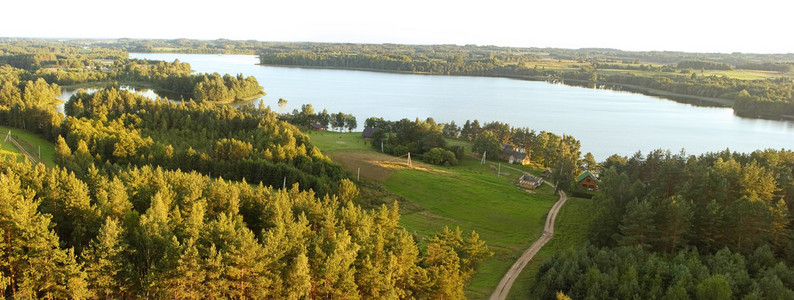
left=62, top=53, right=794, bottom=161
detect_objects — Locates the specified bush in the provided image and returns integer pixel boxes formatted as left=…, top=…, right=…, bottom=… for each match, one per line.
left=423, top=148, right=458, bottom=166
left=393, top=145, right=409, bottom=157
left=447, top=145, right=465, bottom=161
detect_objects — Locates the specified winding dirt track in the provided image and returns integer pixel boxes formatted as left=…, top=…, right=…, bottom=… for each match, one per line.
left=489, top=189, right=568, bottom=300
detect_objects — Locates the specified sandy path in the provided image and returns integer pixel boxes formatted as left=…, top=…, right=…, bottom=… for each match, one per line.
left=489, top=189, right=568, bottom=300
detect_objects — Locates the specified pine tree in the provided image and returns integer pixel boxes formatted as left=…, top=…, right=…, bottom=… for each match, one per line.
left=285, top=252, right=312, bottom=299
left=82, top=217, right=128, bottom=298
left=618, top=199, right=657, bottom=249
left=54, top=135, right=72, bottom=167
left=0, top=171, right=82, bottom=298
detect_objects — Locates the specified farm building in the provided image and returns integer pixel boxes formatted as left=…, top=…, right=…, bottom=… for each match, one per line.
left=577, top=171, right=598, bottom=191
left=518, top=174, right=544, bottom=189
left=311, top=123, right=328, bottom=131
left=541, top=169, right=552, bottom=178
left=362, top=127, right=375, bottom=139
left=501, top=144, right=530, bottom=165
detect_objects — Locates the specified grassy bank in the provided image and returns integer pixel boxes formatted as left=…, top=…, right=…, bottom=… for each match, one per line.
left=0, top=125, right=56, bottom=167
left=308, top=131, right=559, bottom=298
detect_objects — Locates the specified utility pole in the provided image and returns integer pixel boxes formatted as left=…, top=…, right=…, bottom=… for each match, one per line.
left=481, top=151, right=486, bottom=164
left=283, top=176, right=286, bottom=189
left=357, top=167, right=360, bottom=181
left=381, top=141, right=384, bottom=153
left=498, top=163, right=501, bottom=177
left=407, top=152, right=412, bottom=168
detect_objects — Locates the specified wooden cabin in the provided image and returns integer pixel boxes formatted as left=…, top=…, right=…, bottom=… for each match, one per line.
left=518, top=174, right=544, bottom=189
left=361, top=127, right=375, bottom=139
left=311, top=123, right=328, bottom=131
left=577, top=171, right=598, bottom=191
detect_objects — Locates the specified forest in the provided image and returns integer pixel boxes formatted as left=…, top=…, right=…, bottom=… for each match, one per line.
left=532, top=149, right=794, bottom=298
left=0, top=40, right=262, bottom=103
left=2, top=38, right=794, bottom=299
left=0, top=41, right=493, bottom=297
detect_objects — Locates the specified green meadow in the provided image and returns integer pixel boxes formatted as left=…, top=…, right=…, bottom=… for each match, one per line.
left=309, top=131, right=566, bottom=298
left=0, top=125, right=56, bottom=167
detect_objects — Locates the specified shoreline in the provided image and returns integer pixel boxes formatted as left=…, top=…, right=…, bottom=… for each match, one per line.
left=61, top=82, right=265, bottom=105
left=257, top=63, right=736, bottom=108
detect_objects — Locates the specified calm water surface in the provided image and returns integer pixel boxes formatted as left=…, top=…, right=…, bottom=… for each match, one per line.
left=63, top=53, right=794, bottom=161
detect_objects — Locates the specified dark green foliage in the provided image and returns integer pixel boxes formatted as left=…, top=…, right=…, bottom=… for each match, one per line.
left=532, top=245, right=794, bottom=299
left=367, top=117, right=446, bottom=157
left=0, top=78, right=64, bottom=140
left=590, top=149, right=794, bottom=257
left=472, top=131, right=500, bottom=160
left=423, top=148, right=458, bottom=166
left=447, top=145, right=465, bottom=161
left=61, top=87, right=345, bottom=195
left=677, top=60, right=734, bottom=70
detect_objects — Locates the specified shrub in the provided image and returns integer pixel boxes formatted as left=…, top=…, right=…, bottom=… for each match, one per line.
left=424, top=148, right=458, bottom=166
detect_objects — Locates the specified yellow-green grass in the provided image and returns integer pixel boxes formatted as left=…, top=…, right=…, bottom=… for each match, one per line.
left=0, top=125, right=56, bottom=167
left=1, top=140, right=26, bottom=162
left=505, top=197, right=595, bottom=299
left=704, top=69, right=793, bottom=80
left=307, top=131, right=372, bottom=153
left=308, top=131, right=560, bottom=298
left=387, top=163, right=557, bottom=299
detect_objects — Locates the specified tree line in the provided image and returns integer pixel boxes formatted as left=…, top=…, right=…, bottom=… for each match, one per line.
left=279, top=103, right=358, bottom=132
left=0, top=158, right=491, bottom=298
left=255, top=42, right=794, bottom=120
left=61, top=88, right=343, bottom=195
left=532, top=148, right=794, bottom=298
left=362, top=117, right=597, bottom=183
left=366, top=117, right=461, bottom=166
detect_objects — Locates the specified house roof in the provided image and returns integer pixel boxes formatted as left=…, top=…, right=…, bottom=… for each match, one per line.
left=362, top=127, right=376, bottom=138
left=502, top=144, right=514, bottom=152
left=577, top=171, right=598, bottom=183
left=512, top=152, right=527, bottom=160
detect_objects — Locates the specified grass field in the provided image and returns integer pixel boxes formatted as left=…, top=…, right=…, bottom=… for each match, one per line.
left=0, top=125, right=56, bottom=167
left=308, top=131, right=560, bottom=298
left=1, top=139, right=26, bottom=162
left=505, top=197, right=594, bottom=299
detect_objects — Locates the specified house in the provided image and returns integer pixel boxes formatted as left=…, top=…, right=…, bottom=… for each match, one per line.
left=501, top=144, right=531, bottom=165
left=361, top=127, right=376, bottom=139
left=577, top=171, right=598, bottom=191
left=311, top=123, right=328, bottom=131
left=541, top=169, right=552, bottom=178
left=518, top=174, right=544, bottom=189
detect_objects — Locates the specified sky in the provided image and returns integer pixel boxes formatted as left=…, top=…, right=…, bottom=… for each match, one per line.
left=2, top=0, right=791, bottom=54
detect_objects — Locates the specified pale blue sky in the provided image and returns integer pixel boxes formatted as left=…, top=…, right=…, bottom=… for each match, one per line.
left=2, top=0, right=791, bottom=53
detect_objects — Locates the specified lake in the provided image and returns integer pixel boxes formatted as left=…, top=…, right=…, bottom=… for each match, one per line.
left=61, top=53, right=794, bottom=161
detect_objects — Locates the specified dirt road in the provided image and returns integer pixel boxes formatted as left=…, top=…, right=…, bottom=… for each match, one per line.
left=489, top=189, right=568, bottom=300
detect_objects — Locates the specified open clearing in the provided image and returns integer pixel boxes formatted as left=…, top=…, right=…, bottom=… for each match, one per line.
left=309, top=131, right=560, bottom=298
left=0, top=125, right=56, bottom=167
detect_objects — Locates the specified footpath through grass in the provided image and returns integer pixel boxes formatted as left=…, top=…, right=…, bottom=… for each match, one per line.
left=0, top=125, right=56, bottom=167
left=505, top=197, right=595, bottom=299
left=309, top=131, right=559, bottom=299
